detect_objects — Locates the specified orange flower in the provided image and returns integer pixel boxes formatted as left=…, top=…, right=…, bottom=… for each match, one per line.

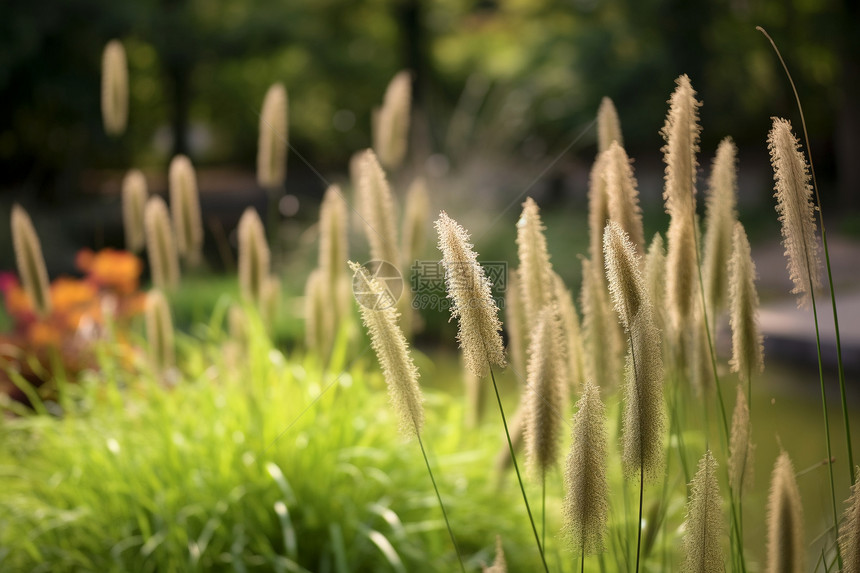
left=27, top=321, right=63, bottom=348
left=78, top=248, right=143, bottom=295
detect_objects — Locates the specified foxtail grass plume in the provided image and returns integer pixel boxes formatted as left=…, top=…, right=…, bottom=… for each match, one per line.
left=603, top=222, right=665, bottom=478
left=644, top=233, right=667, bottom=335
left=261, top=276, right=281, bottom=328
left=168, top=155, right=203, bottom=264
left=505, top=268, right=527, bottom=377
left=728, top=222, right=764, bottom=382
left=839, top=470, right=860, bottom=573
left=144, top=196, right=180, bottom=291
left=237, top=207, right=270, bottom=306
left=553, top=273, right=585, bottom=390
left=587, top=153, right=610, bottom=285
left=661, top=75, right=702, bottom=337
left=356, top=150, right=399, bottom=266
left=603, top=142, right=645, bottom=253
left=257, top=83, right=288, bottom=189
left=580, top=257, right=622, bottom=388
left=701, top=138, right=738, bottom=318
left=729, top=385, right=755, bottom=495
left=681, top=450, right=724, bottom=573
left=304, top=269, right=330, bottom=357
left=524, top=306, right=566, bottom=474
left=435, top=212, right=506, bottom=378
left=350, top=261, right=424, bottom=436
left=319, top=185, right=348, bottom=284
left=597, top=97, right=623, bottom=154
left=11, top=205, right=51, bottom=316
left=121, top=169, right=148, bottom=253
left=145, top=289, right=174, bottom=371
left=768, top=117, right=821, bottom=308
left=373, top=70, right=411, bottom=170
left=400, top=177, right=429, bottom=336
left=766, top=451, right=805, bottom=573
left=483, top=536, right=507, bottom=573
left=562, top=380, right=609, bottom=555
left=101, top=39, right=128, bottom=136
left=516, top=198, right=554, bottom=326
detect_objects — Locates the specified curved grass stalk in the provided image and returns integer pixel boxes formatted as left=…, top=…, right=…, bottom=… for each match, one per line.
left=757, top=24, right=854, bottom=486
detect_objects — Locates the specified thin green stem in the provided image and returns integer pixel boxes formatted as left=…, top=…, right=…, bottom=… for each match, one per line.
left=414, top=427, right=466, bottom=573
left=580, top=542, right=585, bottom=573
left=634, top=465, right=644, bottom=573
left=489, top=365, right=549, bottom=573
left=541, top=473, right=546, bottom=554
left=757, top=25, right=854, bottom=484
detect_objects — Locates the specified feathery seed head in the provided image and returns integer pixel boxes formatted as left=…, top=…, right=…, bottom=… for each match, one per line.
left=122, top=169, right=148, bottom=253
left=435, top=211, right=506, bottom=378
left=729, top=222, right=764, bottom=381
left=168, top=155, right=203, bottom=263
left=516, top=198, right=554, bottom=323
left=729, top=384, right=755, bottom=495
left=101, top=40, right=128, bottom=136
left=319, top=185, right=349, bottom=283
left=767, top=451, right=805, bottom=573
left=401, top=177, right=429, bottom=269
left=145, top=289, right=174, bottom=371
left=373, top=70, right=412, bottom=170
left=11, top=205, right=52, bottom=316
left=144, top=196, right=180, bottom=291
left=553, top=273, right=585, bottom=390
left=597, top=97, right=623, bottom=154
left=588, top=154, right=611, bottom=285
left=603, top=142, right=645, bottom=252
left=702, top=137, right=738, bottom=317
left=356, top=149, right=399, bottom=266
left=768, top=117, right=821, bottom=308
left=581, top=257, right=622, bottom=388
left=839, top=469, right=860, bottom=573
left=304, top=269, right=331, bottom=357
left=238, top=207, right=270, bottom=306
left=603, top=221, right=646, bottom=332
left=257, top=83, right=288, bottom=189
left=525, top=306, right=567, bottom=474
left=350, top=261, right=424, bottom=436
left=505, top=268, right=527, bottom=377
left=644, top=233, right=667, bottom=334
left=681, top=450, right=724, bottom=573
left=483, top=536, right=507, bottom=573
left=562, top=380, right=609, bottom=555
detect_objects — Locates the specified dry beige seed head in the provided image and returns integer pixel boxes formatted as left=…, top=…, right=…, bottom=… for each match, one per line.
left=516, top=198, right=554, bottom=326
left=401, top=177, right=429, bottom=270
left=728, top=384, right=755, bottom=496
left=228, top=304, right=249, bottom=344
left=553, top=273, right=585, bottom=390
left=101, top=39, right=128, bottom=136
left=580, top=258, right=622, bottom=389
left=597, top=97, right=623, bottom=154
left=319, top=185, right=349, bottom=283
left=839, top=469, right=860, bottom=573
left=145, top=289, right=174, bottom=371
left=237, top=207, right=270, bottom=306
left=729, top=222, right=764, bottom=381
left=482, top=535, right=507, bottom=573
left=144, top=196, right=180, bottom=291
left=768, top=117, right=821, bottom=308
left=603, top=142, right=644, bottom=253
left=766, top=451, right=805, bottom=573
left=587, top=154, right=611, bottom=286
left=261, top=276, right=281, bottom=328
left=356, top=149, right=399, bottom=266
left=525, top=306, right=566, bottom=474
left=11, top=205, right=52, bottom=316
left=505, top=268, right=527, bottom=377
left=702, top=137, right=738, bottom=318
left=304, top=269, right=331, bottom=357
left=122, top=169, right=148, bottom=253
left=644, top=233, right=667, bottom=335
left=350, top=261, right=424, bottom=436
left=435, top=211, right=506, bottom=378
left=373, top=70, right=411, bottom=170
left=681, top=450, right=724, bottom=573
left=168, top=155, right=203, bottom=264
left=603, top=221, right=645, bottom=332
left=257, top=83, right=288, bottom=189
left=621, top=300, right=665, bottom=480
left=562, top=380, right=609, bottom=555
left=661, top=75, right=702, bottom=337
